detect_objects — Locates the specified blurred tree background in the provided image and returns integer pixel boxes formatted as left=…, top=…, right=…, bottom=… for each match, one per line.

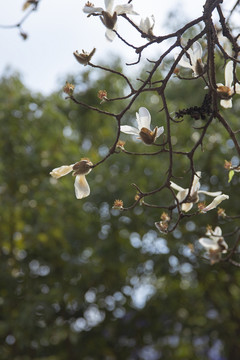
left=0, top=55, right=240, bottom=360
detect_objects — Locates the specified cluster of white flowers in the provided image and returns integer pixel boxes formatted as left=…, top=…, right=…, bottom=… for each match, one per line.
left=175, top=42, right=240, bottom=108
left=170, top=172, right=229, bottom=212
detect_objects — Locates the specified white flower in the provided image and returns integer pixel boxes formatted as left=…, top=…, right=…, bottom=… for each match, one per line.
left=199, top=226, right=228, bottom=264
left=217, top=31, right=232, bottom=56
left=139, top=15, right=155, bottom=39
left=170, top=171, right=223, bottom=212
left=216, top=61, right=240, bottom=108
left=83, top=0, right=138, bottom=41
left=120, top=107, right=164, bottom=145
left=175, top=41, right=204, bottom=77
left=50, top=159, right=93, bottom=199
left=200, top=194, right=229, bottom=213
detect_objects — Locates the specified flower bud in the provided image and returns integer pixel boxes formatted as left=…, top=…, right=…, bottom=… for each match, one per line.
left=113, top=199, right=123, bottom=210
left=63, top=82, right=75, bottom=96
left=73, top=48, right=96, bottom=66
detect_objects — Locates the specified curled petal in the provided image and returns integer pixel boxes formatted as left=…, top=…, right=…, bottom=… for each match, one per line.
left=201, top=194, right=229, bottom=212
left=50, top=165, right=74, bottom=179
left=191, top=172, right=201, bottom=195
left=170, top=181, right=185, bottom=192
left=199, top=237, right=219, bottom=251
left=120, top=125, right=139, bottom=136
left=156, top=126, right=164, bottom=138
left=136, top=107, right=151, bottom=130
left=225, top=61, right=233, bottom=88
left=74, top=175, right=90, bottom=199
left=198, top=190, right=222, bottom=197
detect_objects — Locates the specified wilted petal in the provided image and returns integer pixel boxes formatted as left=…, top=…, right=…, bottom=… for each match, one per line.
left=136, top=107, right=151, bottom=130
left=199, top=237, right=219, bottom=251
left=74, top=175, right=90, bottom=199
left=120, top=125, right=139, bottom=136
left=114, top=4, right=138, bottom=15
left=201, top=194, right=229, bottom=212
left=50, top=164, right=74, bottom=179
left=156, top=126, right=164, bottom=138
left=220, top=99, right=232, bottom=108
left=225, top=61, right=233, bottom=88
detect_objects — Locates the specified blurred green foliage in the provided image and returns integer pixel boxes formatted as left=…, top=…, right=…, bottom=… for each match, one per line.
left=0, top=60, right=240, bottom=360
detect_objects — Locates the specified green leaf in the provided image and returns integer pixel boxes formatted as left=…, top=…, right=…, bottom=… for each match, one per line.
left=228, top=170, right=235, bottom=183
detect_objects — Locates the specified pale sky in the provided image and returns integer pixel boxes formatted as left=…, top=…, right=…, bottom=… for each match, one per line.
left=0, top=0, right=225, bottom=95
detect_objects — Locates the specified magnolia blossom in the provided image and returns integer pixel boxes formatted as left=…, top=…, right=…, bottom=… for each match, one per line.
left=50, top=159, right=93, bottom=199
left=199, top=194, right=229, bottom=213
left=120, top=107, right=164, bottom=145
left=83, top=0, right=138, bottom=41
left=175, top=41, right=204, bottom=77
left=139, top=16, right=155, bottom=39
left=170, top=171, right=227, bottom=212
left=199, top=226, right=228, bottom=264
left=216, top=61, right=240, bottom=108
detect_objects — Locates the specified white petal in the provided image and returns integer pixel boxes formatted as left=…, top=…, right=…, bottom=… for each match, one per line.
left=114, top=4, right=138, bottom=15
left=191, top=172, right=201, bottom=195
left=176, top=189, right=188, bottom=202
left=120, top=125, right=139, bottom=136
left=192, top=41, right=202, bottom=63
left=181, top=202, right=193, bottom=212
left=156, top=126, right=164, bottom=138
left=199, top=237, right=219, bottom=251
left=234, top=83, right=240, bottom=94
left=105, top=28, right=116, bottom=41
left=136, top=107, right=151, bottom=130
left=177, top=56, right=193, bottom=70
left=225, top=61, right=233, bottom=88
left=220, top=99, right=232, bottom=108
left=170, top=181, right=185, bottom=192
left=74, top=175, right=90, bottom=199
left=201, top=194, right=229, bottom=212
left=198, top=190, right=222, bottom=197
left=212, top=226, right=222, bottom=237
left=105, top=0, right=114, bottom=13
left=50, top=164, right=74, bottom=179
left=83, top=6, right=104, bottom=13
left=139, top=17, right=151, bottom=32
